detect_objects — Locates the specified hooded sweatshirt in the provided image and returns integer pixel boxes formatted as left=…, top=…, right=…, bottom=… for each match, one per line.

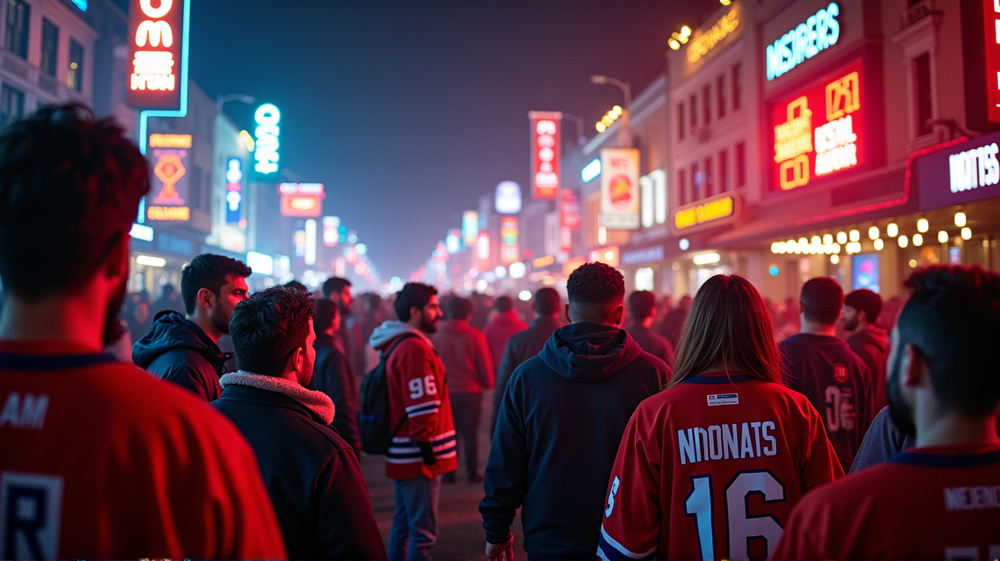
left=132, top=311, right=230, bottom=401
left=369, top=320, right=458, bottom=480
left=847, top=325, right=889, bottom=412
left=480, top=321, right=670, bottom=560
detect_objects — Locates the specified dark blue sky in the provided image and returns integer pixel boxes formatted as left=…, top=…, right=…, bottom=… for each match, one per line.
left=191, top=1, right=714, bottom=280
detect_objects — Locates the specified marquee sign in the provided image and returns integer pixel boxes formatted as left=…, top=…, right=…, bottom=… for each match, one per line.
left=771, top=58, right=865, bottom=191
left=146, top=133, right=191, bottom=221
left=672, top=191, right=740, bottom=234
left=529, top=111, right=561, bottom=199
left=766, top=2, right=841, bottom=81
left=127, top=0, right=187, bottom=110
left=911, top=131, right=1000, bottom=210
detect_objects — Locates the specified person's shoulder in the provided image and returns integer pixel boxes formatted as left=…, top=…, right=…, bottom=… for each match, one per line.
left=628, top=349, right=669, bottom=374
left=289, top=411, right=356, bottom=456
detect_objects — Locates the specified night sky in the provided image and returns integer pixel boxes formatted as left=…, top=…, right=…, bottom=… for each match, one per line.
left=191, top=1, right=715, bottom=280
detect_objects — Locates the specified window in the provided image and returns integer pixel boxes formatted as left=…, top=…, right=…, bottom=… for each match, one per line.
left=717, top=75, right=727, bottom=118
left=68, top=40, right=84, bottom=92
left=719, top=149, right=729, bottom=192
left=692, top=162, right=701, bottom=201
left=678, top=102, right=686, bottom=140
left=40, top=19, right=58, bottom=78
left=4, top=0, right=29, bottom=59
left=679, top=169, right=687, bottom=205
left=914, top=52, right=933, bottom=136
left=1, top=85, right=24, bottom=128
left=732, top=63, right=742, bottom=111
left=690, top=93, right=697, bottom=130
left=735, top=142, right=746, bottom=187
left=704, top=157, right=714, bottom=197
left=703, top=85, right=712, bottom=125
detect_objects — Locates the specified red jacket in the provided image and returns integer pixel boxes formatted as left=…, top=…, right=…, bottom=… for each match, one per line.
left=370, top=321, right=458, bottom=480
left=483, top=310, right=528, bottom=372
left=431, top=319, right=493, bottom=394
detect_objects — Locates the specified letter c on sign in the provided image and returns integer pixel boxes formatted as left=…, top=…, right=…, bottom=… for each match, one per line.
left=140, top=0, right=173, bottom=18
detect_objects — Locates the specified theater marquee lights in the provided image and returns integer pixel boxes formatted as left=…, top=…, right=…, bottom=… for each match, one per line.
left=766, top=2, right=840, bottom=81
left=771, top=59, right=865, bottom=191
left=128, top=0, right=188, bottom=110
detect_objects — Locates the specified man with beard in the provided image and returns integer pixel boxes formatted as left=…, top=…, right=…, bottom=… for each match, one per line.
left=0, top=104, right=286, bottom=558
left=369, top=282, right=457, bottom=561
left=774, top=265, right=1000, bottom=559
left=133, top=254, right=250, bottom=401
left=841, top=288, right=890, bottom=411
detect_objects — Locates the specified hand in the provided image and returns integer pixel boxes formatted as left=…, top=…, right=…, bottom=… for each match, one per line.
left=485, top=535, right=514, bottom=561
left=417, top=441, right=437, bottom=466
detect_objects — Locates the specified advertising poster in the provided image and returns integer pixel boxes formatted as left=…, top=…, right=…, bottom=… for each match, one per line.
left=127, top=0, right=186, bottom=110
left=146, top=133, right=191, bottom=221
left=600, top=148, right=640, bottom=230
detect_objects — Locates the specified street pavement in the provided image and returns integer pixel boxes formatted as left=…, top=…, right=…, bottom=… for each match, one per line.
left=360, top=389, right=530, bottom=560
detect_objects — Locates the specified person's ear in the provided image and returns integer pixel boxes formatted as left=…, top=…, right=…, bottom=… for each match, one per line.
left=564, top=303, right=572, bottom=324
left=102, top=234, right=130, bottom=281
left=197, top=287, right=215, bottom=311
left=613, top=305, right=625, bottom=327
left=798, top=300, right=805, bottom=314
left=903, top=344, right=925, bottom=388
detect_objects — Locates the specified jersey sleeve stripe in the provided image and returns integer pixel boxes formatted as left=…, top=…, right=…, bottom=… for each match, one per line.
left=405, top=400, right=442, bottom=412
left=598, top=526, right=657, bottom=560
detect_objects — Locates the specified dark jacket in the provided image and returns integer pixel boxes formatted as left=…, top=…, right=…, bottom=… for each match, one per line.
left=132, top=311, right=229, bottom=401
left=212, top=374, right=386, bottom=560
left=625, top=324, right=675, bottom=367
left=491, top=315, right=562, bottom=434
left=480, top=322, right=669, bottom=560
left=308, top=333, right=362, bottom=456
left=846, top=325, right=889, bottom=411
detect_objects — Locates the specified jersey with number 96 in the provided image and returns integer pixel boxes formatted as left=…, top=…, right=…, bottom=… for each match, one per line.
left=598, top=374, right=844, bottom=561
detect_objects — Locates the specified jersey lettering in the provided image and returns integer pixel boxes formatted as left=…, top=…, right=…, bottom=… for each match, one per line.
left=408, top=376, right=439, bottom=399
left=0, top=472, right=63, bottom=560
left=824, top=386, right=855, bottom=432
left=678, top=421, right=778, bottom=465
left=605, top=476, right=620, bottom=517
left=943, top=486, right=1000, bottom=511
left=0, top=393, right=50, bottom=430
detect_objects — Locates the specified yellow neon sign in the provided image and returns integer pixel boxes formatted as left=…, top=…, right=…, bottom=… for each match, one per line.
left=674, top=194, right=736, bottom=230
left=687, top=8, right=739, bottom=63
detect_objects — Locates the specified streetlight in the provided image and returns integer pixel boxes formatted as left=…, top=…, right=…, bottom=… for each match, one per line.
left=590, top=74, right=631, bottom=147
left=216, top=93, right=257, bottom=115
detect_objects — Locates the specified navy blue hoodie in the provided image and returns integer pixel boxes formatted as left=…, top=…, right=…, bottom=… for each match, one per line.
left=132, top=311, right=230, bottom=401
left=480, top=321, right=670, bottom=560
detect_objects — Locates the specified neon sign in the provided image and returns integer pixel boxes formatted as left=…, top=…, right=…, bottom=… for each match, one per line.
left=766, top=2, right=840, bottom=81
left=529, top=111, right=560, bottom=199
left=673, top=192, right=739, bottom=233
left=950, top=143, right=1000, bottom=193
left=225, top=157, right=243, bottom=224
left=983, top=2, right=1000, bottom=122
left=771, top=59, right=864, bottom=191
left=146, top=133, right=191, bottom=221
left=253, top=103, right=280, bottom=181
left=500, top=216, right=519, bottom=264
left=127, top=0, right=186, bottom=110
left=278, top=183, right=324, bottom=217
left=462, top=211, right=479, bottom=245
left=687, top=8, right=739, bottom=64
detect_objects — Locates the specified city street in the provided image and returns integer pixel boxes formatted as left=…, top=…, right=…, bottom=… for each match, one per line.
left=360, top=390, right=530, bottom=560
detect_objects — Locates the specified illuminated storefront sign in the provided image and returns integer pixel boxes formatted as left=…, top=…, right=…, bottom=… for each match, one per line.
left=672, top=191, right=740, bottom=234
left=688, top=7, right=739, bottom=63
left=128, top=0, right=187, bottom=110
left=462, top=211, right=479, bottom=245
left=476, top=232, right=490, bottom=270
left=495, top=181, right=522, bottom=214
left=323, top=216, right=340, bottom=247
left=253, top=103, right=280, bottom=181
left=225, top=157, right=243, bottom=224
left=950, top=143, right=1000, bottom=192
left=278, top=183, right=325, bottom=217
left=766, top=2, right=840, bottom=81
left=983, top=2, right=1000, bottom=122
left=771, top=59, right=864, bottom=191
left=146, top=133, right=191, bottom=221
left=500, top=216, right=520, bottom=264
left=529, top=111, right=561, bottom=199
left=600, top=148, right=640, bottom=230
left=446, top=229, right=462, bottom=254
left=912, top=131, right=1000, bottom=210
left=581, top=158, right=601, bottom=183
left=588, top=245, right=620, bottom=268
left=559, top=188, right=581, bottom=252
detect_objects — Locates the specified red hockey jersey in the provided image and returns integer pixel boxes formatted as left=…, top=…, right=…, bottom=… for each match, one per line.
left=598, top=373, right=843, bottom=561
left=0, top=341, right=287, bottom=560
left=773, top=441, right=1000, bottom=560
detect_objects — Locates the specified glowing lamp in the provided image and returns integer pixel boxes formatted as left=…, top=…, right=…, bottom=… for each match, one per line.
left=916, top=218, right=928, bottom=233
left=873, top=239, right=884, bottom=251
left=868, top=226, right=879, bottom=240
left=955, top=212, right=967, bottom=227
left=830, top=254, right=840, bottom=264
left=822, top=234, right=833, bottom=245
left=938, top=230, right=949, bottom=244
left=898, top=235, right=909, bottom=248
left=912, top=233, right=923, bottom=246
left=962, top=227, right=972, bottom=240
left=836, top=231, right=847, bottom=244
left=887, top=223, right=899, bottom=237
left=849, top=229, right=860, bottom=242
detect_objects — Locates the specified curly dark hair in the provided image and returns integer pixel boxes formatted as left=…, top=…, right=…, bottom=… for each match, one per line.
left=181, top=254, right=253, bottom=315
left=567, top=262, right=624, bottom=305
left=897, top=265, right=1000, bottom=418
left=0, top=103, right=149, bottom=300
left=230, top=286, right=316, bottom=376
left=394, top=282, right=438, bottom=322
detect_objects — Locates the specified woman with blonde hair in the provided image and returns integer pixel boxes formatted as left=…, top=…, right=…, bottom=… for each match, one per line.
left=598, top=274, right=843, bottom=561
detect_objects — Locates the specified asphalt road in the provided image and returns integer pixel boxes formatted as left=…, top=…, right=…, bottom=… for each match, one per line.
left=360, top=390, right=529, bottom=561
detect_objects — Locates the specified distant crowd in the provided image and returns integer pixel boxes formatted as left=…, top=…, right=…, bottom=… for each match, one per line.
left=2, top=104, right=999, bottom=561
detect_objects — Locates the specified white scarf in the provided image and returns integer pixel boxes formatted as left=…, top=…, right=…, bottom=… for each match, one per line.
left=220, top=371, right=335, bottom=425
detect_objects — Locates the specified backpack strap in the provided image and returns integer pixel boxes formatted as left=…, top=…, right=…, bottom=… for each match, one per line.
left=382, top=332, right=422, bottom=440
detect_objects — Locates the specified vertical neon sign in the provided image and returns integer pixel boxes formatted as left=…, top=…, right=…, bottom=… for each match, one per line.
left=984, top=1, right=1000, bottom=122
left=529, top=111, right=561, bottom=199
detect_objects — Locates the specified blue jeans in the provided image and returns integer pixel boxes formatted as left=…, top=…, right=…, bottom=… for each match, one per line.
left=388, top=475, right=441, bottom=561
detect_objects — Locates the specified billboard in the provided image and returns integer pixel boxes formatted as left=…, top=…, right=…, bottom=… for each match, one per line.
left=323, top=216, right=340, bottom=247
left=127, top=0, right=187, bottom=110
left=253, top=103, right=280, bottom=182
left=529, top=111, right=561, bottom=199
left=500, top=216, right=519, bottom=264
left=225, top=157, right=243, bottom=224
left=462, top=211, right=479, bottom=245
left=476, top=232, right=490, bottom=270
left=495, top=181, right=522, bottom=214
left=278, top=183, right=324, bottom=217
left=770, top=58, right=865, bottom=191
left=599, top=148, right=640, bottom=230
left=146, top=133, right=191, bottom=221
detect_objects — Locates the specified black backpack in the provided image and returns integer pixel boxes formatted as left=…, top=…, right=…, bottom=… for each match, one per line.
left=359, top=333, right=419, bottom=455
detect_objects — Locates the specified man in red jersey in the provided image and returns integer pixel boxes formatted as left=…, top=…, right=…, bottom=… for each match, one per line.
left=774, top=265, right=1000, bottom=560
left=0, top=104, right=286, bottom=560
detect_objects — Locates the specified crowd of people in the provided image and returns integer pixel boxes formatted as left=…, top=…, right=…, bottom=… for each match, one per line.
left=2, top=103, right=999, bottom=560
